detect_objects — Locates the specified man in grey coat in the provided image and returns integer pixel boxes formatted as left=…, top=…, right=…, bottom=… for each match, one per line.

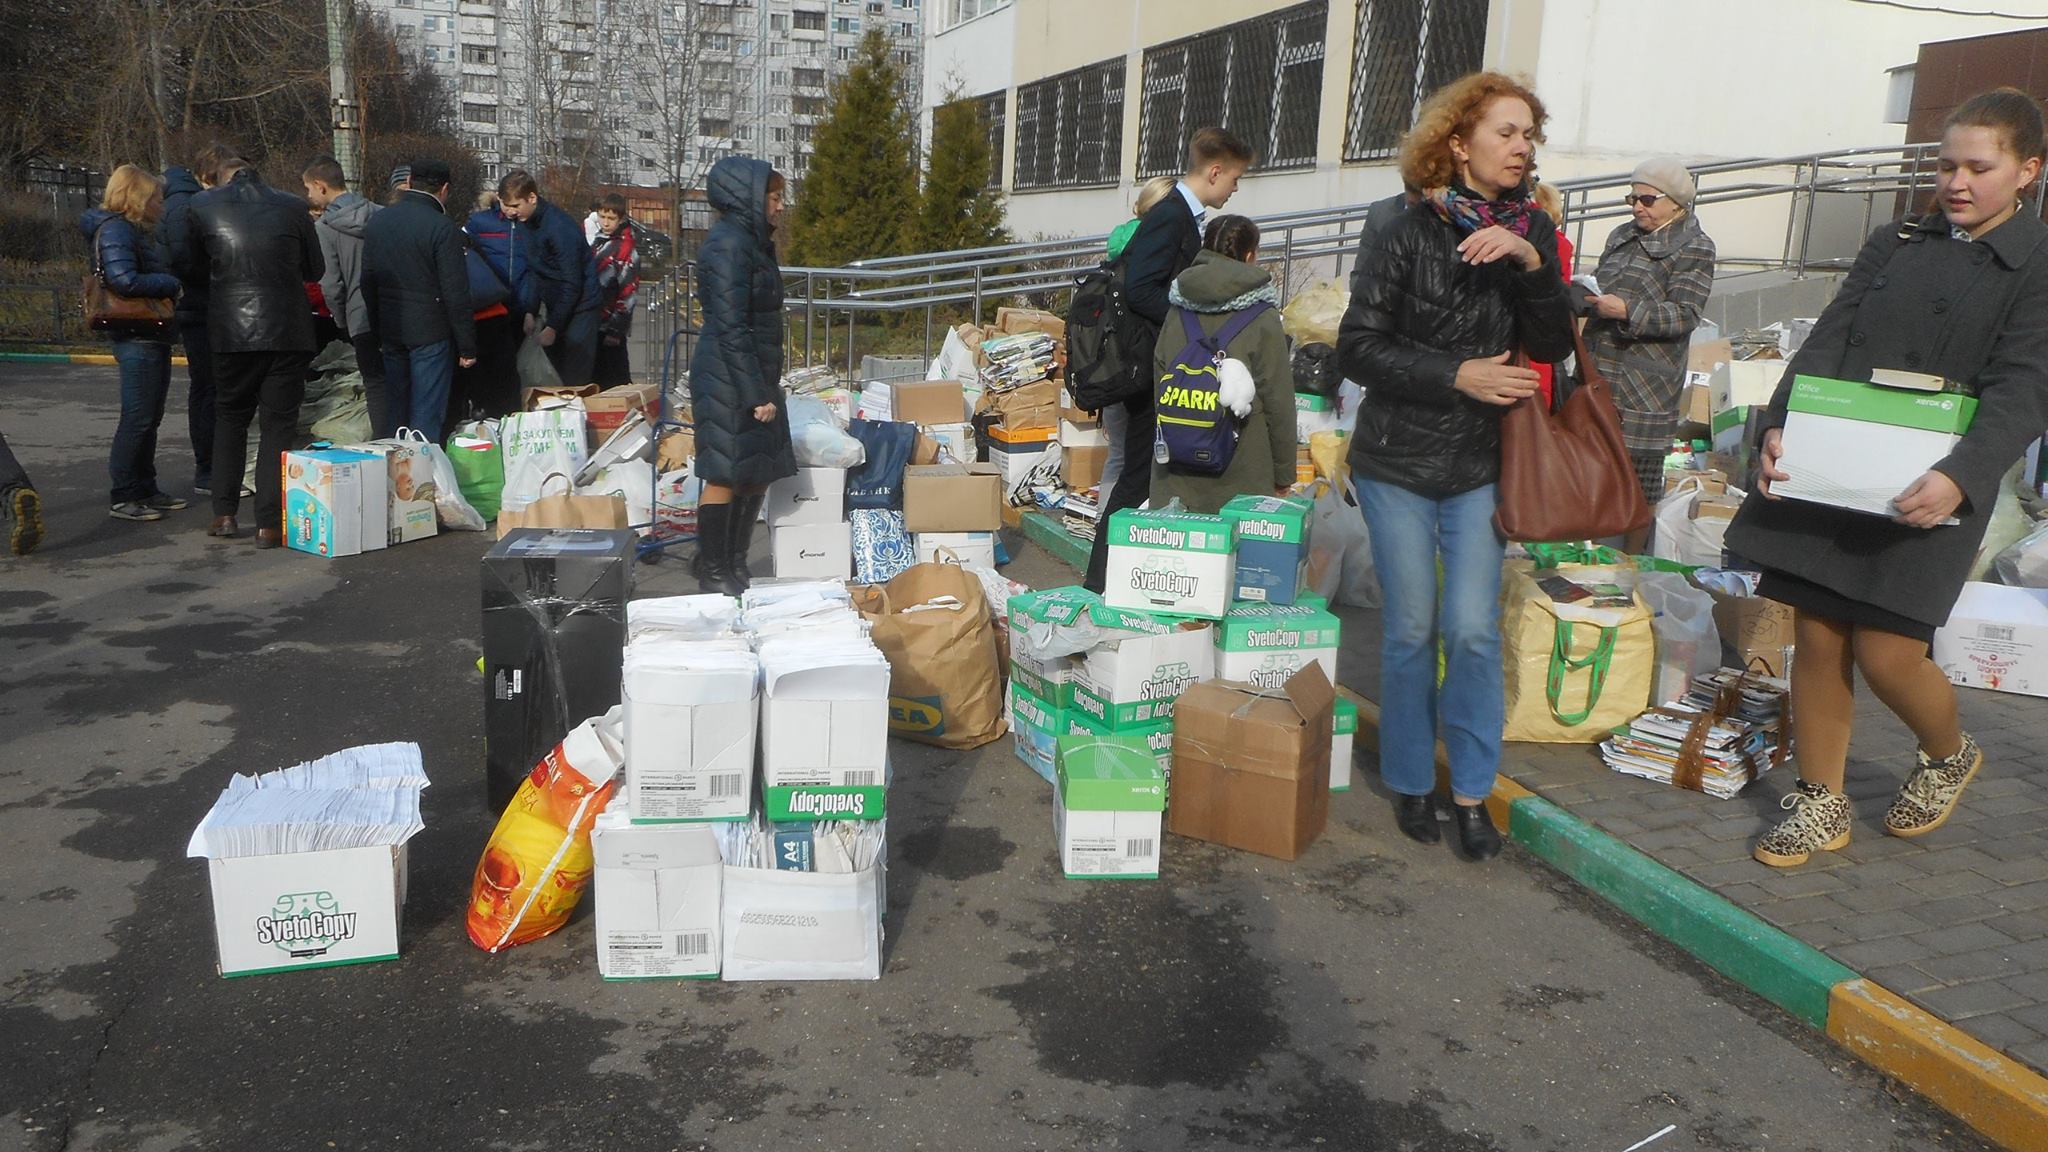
left=305, top=157, right=386, bottom=433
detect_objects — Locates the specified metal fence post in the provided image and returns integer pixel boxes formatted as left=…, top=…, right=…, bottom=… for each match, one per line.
left=1794, top=154, right=1823, bottom=276
left=805, top=272, right=817, bottom=367
left=50, top=287, right=64, bottom=344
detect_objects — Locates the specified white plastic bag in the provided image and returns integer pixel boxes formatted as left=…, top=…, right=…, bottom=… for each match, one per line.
left=1651, top=476, right=1731, bottom=569
left=421, top=437, right=488, bottom=531
left=1639, top=571, right=1720, bottom=705
left=788, top=393, right=867, bottom=468
left=1993, top=520, right=2048, bottom=588
left=655, top=468, right=701, bottom=539
left=516, top=328, right=563, bottom=390
left=927, top=325, right=978, bottom=381
left=581, top=460, right=655, bottom=534
left=499, top=408, right=589, bottom=512
left=1305, top=481, right=1379, bottom=608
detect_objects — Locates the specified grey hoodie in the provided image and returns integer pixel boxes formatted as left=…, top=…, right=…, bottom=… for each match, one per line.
left=316, top=191, right=380, bottom=338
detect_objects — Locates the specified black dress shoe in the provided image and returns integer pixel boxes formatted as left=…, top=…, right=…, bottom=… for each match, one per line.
left=1395, top=793, right=1441, bottom=845
left=1453, top=802, right=1503, bottom=861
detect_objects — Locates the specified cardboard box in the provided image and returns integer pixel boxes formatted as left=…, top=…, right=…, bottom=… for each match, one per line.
left=524, top=382, right=602, bottom=410
left=1705, top=588, right=1796, bottom=678
left=1062, top=443, right=1108, bottom=491
left=348, top=441, right=438, bottom=546
left=719, top=849, right=885, bottom=981
left=1009, top=586, right=1097, bottom=707
left=1934, top=583, right=2048, bottom=697
left=205, top=844, right=406, bottom=976
left=765, top=467, right=848, bottom=527
left=586, top=382, right=660, bottom=441
left=760, top=655, right=890, bottom=800
left=1066, top=709, right=1174, bottom=785
left=995, top=306, right=1066, bottom=339
left=622, top=645, right=756, bottom=822
left=1331, top=697, right=1357, bottom=792
left=1070, top=607, right=1215, bottom=730
left=903, top=463, right=1003, bottom=532
left=1213, top=598, right=1342, bottom=690
left=1774, top=373, right=1977, bottom=519
left=1102, top=508, right=1235, bottom=620
left=1012, top=683, right=1063, bottom=784
left=1167, top=664, right=1335, bottom=860
left=1688, top=337, right=1733, bottom=375
left=771, top=521, right=853, bottom=580
left=657, top=429, right=694, bottom=472
left=1708, top=359, right=1783, bottom=417
left=284, top=448, right=389, bottom=558
left=482, top=529, right=633, bottom=811
left=892, top=379, right=968, bottom=427
left=981, top=379, right=1060, bottom=430
left=1681, top=382, right=1712, bottom=429
left=1054, top=733, right=1166, bottom=879
left=989, top=425, right=1055, bottom=489
left=1059, top=392, right=1098, bottom=427
left=1059, top=418, right=1107, bottom=448
left=592, top=817, right=722, bottom=979
left=913, top=530, right=997, bottom=570
left=1222, top=494, right=1312, bottom=605
left=915, top=422, right=975, bottom=465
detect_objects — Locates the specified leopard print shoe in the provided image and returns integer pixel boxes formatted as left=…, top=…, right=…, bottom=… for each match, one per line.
left=1884, top=734, right=1983, bottom=839
left=1754, top=780, right=1852, bottom=868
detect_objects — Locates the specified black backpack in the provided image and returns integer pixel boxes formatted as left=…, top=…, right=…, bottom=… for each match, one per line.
left=1064, top=257, right=1151, bottom=412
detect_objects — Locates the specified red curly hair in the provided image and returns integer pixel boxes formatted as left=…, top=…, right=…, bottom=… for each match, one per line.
left=1399, top=72, right=1548, bottom=192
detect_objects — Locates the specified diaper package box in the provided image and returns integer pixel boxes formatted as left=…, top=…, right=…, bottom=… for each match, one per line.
left=1054, top=733, right=1166, bottom=879
left=1102, top=508, right=1235, bottom=620
left=591, top=815, right=722, bottom=979
left=284, top=448, right=389, bottom=559
left=1221, top=494, right=1312, bottom=605
left=1213, top=597, right=1342, bottom=690
left=355, top=440, right=439, bottom=545
left=1070, top=605, right=1215, bottom=730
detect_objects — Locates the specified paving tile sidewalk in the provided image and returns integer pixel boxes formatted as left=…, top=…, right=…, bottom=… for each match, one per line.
left=1331, top=602, right=2048, bottom=1080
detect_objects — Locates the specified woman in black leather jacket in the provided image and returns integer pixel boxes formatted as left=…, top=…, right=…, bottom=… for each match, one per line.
left=1336, top=72, right=1574, bottom=861
left=81, top=165, right=184, bottom=523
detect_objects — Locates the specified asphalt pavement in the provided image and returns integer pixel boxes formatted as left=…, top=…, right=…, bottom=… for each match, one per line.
left=0, top=361, right=2000, bottom=1152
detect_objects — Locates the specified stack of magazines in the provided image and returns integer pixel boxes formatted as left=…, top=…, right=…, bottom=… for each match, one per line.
left=981, top=332, right=1058, bottom=390
left=1062, top=486, right=1100, bottom=542
left=1600, top=670, right=1789, bottom=799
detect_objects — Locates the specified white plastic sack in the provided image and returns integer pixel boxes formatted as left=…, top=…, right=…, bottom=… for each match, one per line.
left=420, top=437, right=488, bottom=532
left=1305, top=481, right=1379, bottom=608
left=582, top=460, right=656, bottom=534
left=788, top=393, right=866, bottom=468
left=1651, top=476, right=1731, bottom=570
left=499, top=408, right=589, bottom=512
left=655, top=468, right=701, bottom=539
left=927, top=325, right=977, bottom=381
left=1994, top=520, right=2048, bottom=588
left=517, top=329, right=563, bottom=390
left=1970, top=459, right=2032, bottom=581
left=1639, top=571, right=1720, bottom=705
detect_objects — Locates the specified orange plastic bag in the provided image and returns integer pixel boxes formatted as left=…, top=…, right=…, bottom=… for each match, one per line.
left=467, top=706, right=624, bottom=952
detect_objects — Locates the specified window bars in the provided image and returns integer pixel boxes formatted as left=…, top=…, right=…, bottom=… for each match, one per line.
left=1013, top=56, right=1126, bottom=189
left=1136, top=1, right=1327, bottom=179
left=1343, top=0, right=1487, bottom=162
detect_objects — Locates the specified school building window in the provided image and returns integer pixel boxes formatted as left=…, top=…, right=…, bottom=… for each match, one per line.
left=1344, top=0, right=1488, bottom=161
left=1012, top=56, right=1125, bottom=191
left=975, top=90, right=1006, bottom=190
left=1136, top=2, right=1326, bottom=179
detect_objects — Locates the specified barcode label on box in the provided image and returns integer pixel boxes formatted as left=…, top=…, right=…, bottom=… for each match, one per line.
left=1126, top=838, right=1155, bottom=860
left=844, top=771, right=878, bottom=786
left=676, top=932, right=711, bottom=957
left=1979, top=624, right=2016, bottom=642
left=709, top=774, right=744, bottom=798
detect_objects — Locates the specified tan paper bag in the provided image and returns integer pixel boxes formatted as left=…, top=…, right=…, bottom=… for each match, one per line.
left=496, top=473, right=630, bottom=537
left=1501, top=562, right=1654, bottom=743
left=852, top=562, right=1007, bottom=750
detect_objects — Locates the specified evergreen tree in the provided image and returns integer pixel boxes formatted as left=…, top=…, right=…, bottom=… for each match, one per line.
left=787, top=30, right=918, bottom=267
left=914, top=84, right=1010, bottom=253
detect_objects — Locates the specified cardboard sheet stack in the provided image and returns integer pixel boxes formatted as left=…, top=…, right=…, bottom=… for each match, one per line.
left=1600, top=669, right=1789, bottom=798
left=188, top=743, right=428, bottom=976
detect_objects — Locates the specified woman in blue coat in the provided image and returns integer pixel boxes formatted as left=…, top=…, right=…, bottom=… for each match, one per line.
left=81, top=164, right=184, bottom=523
left=689, top=156, right=796, bottom=593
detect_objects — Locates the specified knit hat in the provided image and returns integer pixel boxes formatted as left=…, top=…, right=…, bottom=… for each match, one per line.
left=388, top=164, right=411, bottom=191
left=1631, top=156, right=1696, bottom=208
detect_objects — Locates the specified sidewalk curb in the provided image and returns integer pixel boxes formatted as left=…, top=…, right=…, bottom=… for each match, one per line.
left=0, top=352, right=189, bottom=367
left=1020, top=510, right=1089, bottom=571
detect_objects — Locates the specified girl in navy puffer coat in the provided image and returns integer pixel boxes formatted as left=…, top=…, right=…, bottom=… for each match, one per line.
left=81, top=164, right=184, bottom=522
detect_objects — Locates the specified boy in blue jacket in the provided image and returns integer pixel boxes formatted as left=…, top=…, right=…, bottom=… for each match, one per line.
left=498, top=170, right=601, bottom=387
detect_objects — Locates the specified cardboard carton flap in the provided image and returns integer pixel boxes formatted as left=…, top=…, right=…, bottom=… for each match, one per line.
left=1280, top=661, right=1336, bottom=724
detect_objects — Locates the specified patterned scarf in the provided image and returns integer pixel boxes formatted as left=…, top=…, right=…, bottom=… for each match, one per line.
left=1423, top=181, right=1537, bottom=238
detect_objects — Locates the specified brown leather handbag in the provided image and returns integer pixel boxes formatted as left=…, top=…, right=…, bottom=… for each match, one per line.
left=81, top=223, right=174, bottom=335
left=1493, top=323, right=1651, bottom=542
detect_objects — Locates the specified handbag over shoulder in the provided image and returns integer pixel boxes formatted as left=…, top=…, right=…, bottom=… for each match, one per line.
left=81, top=221, right=175, bottom=336
left=1494, top=323, right=1651, bottom=542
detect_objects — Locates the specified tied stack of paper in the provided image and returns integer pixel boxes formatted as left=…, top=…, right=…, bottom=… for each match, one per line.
left=980, top=332, right=1057, bottom=391
left=1062, top=486, right=1100, bottom=542
left=1600, top=669, right=1790, bottom=799
left=188, top=743, right=428, bottom=859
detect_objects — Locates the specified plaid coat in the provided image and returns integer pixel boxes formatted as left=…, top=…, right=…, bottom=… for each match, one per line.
left=1582, top=214, right=1717, bottom=451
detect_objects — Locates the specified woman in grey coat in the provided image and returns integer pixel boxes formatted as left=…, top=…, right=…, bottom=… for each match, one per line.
left=1580, top=156, right=1717, bottom=546
left=1726, top=89, right=2048, bottom=869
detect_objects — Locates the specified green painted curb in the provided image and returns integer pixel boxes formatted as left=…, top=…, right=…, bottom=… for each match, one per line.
left=1022, top=510, right=1089, bottom=570
left=0, top=352, right=76, bottom=363
left=1504, top=794, right=1855, bottom=1030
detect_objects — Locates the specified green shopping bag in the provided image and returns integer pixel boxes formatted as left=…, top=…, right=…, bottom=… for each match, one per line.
left=447, top=434, right=504, bottom=522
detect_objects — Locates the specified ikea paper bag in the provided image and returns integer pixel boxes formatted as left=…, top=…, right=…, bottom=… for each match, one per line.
left=497, top=473, right=631, bottom=536
left=852, top=562, right=1007, bottom=749
left=1500, top=563, right=1653, bottom=743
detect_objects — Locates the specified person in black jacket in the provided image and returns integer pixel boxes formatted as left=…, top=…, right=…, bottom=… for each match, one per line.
left=184, top=157, right=324, bottom=546
left=83, top=165, right=184, bottom=523
left=161, top=144, right=232, bottom=495
left=499, top=170, right=602, bottom=388
left=689, top=156, right=795, bottom=594
left=1336, top=72, right=1572, bottom=861
left=1082, top=126, right=1251, bottom=592
left=360, top=158, right=476, bottom=442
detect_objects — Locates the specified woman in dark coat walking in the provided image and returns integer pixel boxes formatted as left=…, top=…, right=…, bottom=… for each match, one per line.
left=1729, top=89, right=2048, bottom=868
left=689, top=156, right=795, bottom=593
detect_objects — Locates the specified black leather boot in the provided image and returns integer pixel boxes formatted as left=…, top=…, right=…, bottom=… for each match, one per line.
left=1453, top=802, right=1503, bottom=861
left=728, top=490, right=765, bottom=588
left=692, top=502, right=743, bottom=596
left=1395, top=793, right=1440, bottom=845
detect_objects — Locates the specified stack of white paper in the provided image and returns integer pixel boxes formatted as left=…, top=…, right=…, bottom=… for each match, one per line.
left=187, top=784, right=425, bottom=859
left=628, top=595, right=741, bottom=640
left=222, top=742, right=429, bottom=792
left=757, top=631, right=891, bottom=790
left=739, top=582, right=861, bottom=637
left=716, top=811, right=887, bottom=874
left=623, top=635, right=761, bottom=821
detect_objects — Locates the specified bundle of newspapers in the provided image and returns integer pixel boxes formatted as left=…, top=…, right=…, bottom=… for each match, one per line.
left=186, top=743, right=428, bottom=858
left=1600, top=669, right=1789, bottom=799
left=1062, top=486, right=1101, bottom=542
left=980, top=332, right=1058, bottom=391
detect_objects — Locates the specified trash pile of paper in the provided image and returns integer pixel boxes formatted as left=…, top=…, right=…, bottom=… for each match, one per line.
left=1600, top=669, right=1789, bottom=798
left=189, top=743, right=428, bottom=859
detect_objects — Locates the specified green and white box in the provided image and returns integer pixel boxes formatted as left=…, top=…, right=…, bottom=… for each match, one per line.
left=1054, top=733, right=1166, bottom=879
left=1012, top=683, right=1063, bottom=784
left=1214, top=597, right=1342, bottom=690
left=592, top=814, right=722, bottom=980
left=1103, top=508, right=1235, bottom=620
left=205, top=844, right=407, bottom=977
left=1008, top=585, right=1099, bottom=707
left=1067, top=709, right=1174, bottom=784
left=1222, top=494, right=1313, bottom=605
left=760, top=648, right=891, bottom=819
left=1331, top=697, right=1358, bottom=792
left=1776, top=372, right=1978, bottom=519
left=1070, top=605, right=1215, bottom=729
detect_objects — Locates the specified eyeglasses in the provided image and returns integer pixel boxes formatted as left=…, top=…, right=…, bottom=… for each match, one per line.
left=1624, top=193, right=1664, bottom=208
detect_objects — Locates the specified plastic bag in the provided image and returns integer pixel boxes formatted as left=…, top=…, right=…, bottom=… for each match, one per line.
left=1292, top=342, right=1340, bottom=397
left=421, top=436, right=488, bottom=531
left=447, top=429, right=505, bottom=521
left=1970, top=459, right=2032, bottom=581
left=1993, top=520, right=2048, bottom=588
left=1638, top=571, right=1720, bottom=705
left=1304, top=481, right=1380, bottom=608
left=581, top=459, right=655, bottom=533
left=517, top=329, right=563, bottom=390
left=467, top=707, right=623, bottom=953
left=846, top=419, right=917, bottom=510
left=499, top=408, right=589, bottom=512
left=1651, top=477, right=1732, bottom=570
left=789, top=393, right=867, bottom=468
left=927, top=323, right=982, bottom=381
left=1281, top=281, right=1348, bottom=346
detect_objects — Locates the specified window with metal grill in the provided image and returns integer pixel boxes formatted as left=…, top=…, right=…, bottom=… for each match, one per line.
left=1343, top=0, right=1488, bottom=162
left=976, top=90, right=1006, bottom=189
left=1136, top=2, right=1326, bottom=179
left=1012, top=57, right=1125, bottom=190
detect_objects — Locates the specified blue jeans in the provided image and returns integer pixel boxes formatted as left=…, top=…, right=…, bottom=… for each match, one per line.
left=110, top=338, right=173, bottom=503
left=1355, top=476, right=1507, bottom=801
left=382, top=340, right=455, bottom=443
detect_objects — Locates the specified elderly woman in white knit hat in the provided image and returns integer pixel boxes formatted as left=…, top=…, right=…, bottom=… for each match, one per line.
left=1581, top=156, right=1719, bottom=548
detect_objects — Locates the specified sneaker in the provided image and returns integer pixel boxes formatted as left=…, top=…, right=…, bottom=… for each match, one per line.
left=7, top=486, right=42, bottom=555
left=1884, top=734, right=1983, bottom=838
left=144, top=493, right=189, bottom=511
left=193, top=485, right=212, bottom=497
left=109, top=501, right=165, bottom=522
left=1753, top=780, right=1852, bottom=868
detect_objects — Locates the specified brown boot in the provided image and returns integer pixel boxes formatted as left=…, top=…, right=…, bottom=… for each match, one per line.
left=208, top=516, right=239, bottom=539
